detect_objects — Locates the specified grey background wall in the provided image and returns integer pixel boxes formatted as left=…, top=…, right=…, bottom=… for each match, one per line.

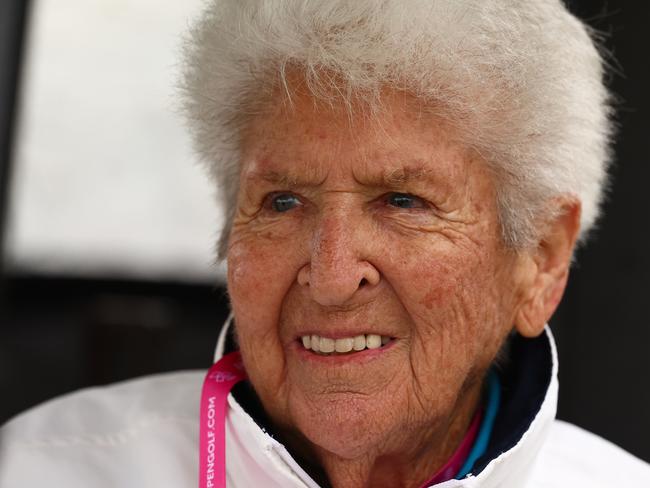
left=1, top=0, right=649, bottom=463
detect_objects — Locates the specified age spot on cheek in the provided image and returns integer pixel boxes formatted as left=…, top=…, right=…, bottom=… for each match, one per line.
left=421, top=289, right=444, bottom=310
left=419, top=275, right=456, bottom=310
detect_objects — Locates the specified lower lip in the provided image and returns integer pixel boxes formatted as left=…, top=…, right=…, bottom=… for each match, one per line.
left=290, top=339, right=397, bottom=365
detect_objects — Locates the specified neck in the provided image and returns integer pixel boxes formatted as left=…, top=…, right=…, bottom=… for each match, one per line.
left=282, top=381, right=484, bottom=488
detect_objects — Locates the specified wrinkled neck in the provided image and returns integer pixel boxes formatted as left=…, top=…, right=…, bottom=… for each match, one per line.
left=283, top=378, right=485, bottom=488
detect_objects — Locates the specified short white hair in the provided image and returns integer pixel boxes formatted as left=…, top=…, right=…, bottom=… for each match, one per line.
left=180, top=0, right=612, bottom=258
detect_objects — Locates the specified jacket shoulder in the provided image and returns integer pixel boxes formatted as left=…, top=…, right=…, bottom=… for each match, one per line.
left=527, top=419, right=650, bottom=487
left=0, top=371, right=204, bottom=488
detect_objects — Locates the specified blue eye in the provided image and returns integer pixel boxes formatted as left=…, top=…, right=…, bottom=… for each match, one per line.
left=270, top=193, right=301, bottom=212
left=387, top=193, right=425, bottom=209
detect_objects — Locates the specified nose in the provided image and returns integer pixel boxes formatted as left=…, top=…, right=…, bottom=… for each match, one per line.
left=297, top=215, right=381, bottom=307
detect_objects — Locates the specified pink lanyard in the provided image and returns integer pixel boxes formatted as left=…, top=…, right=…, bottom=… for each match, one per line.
left=419, top=407, right=483, bottom=486
left=199, top=351, right=247, bottom=488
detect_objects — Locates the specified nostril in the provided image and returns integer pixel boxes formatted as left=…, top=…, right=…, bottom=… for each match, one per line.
left=359, top=278, right=368, bottom=287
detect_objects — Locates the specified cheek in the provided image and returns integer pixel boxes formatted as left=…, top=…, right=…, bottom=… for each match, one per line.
left=385, top=239, right=486, bottom=315
left=226, top=233, right=304, bottom=394
left=386, top=237, right=509, bottom=366
left=227, top=236, right=297, bottom=330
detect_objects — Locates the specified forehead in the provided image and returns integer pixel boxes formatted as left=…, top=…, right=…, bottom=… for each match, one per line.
left=239, top=89, right=477, bottom=187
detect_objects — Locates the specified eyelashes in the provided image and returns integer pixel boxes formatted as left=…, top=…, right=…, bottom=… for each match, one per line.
left=385, top=192, right=428, bottom=210
left=267, top=193, right=302, bottom=213
left=263, top=191, right=431, bottom=214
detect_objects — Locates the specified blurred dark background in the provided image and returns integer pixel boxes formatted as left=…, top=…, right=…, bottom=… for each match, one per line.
left=1, top=0, right=648, bottom=464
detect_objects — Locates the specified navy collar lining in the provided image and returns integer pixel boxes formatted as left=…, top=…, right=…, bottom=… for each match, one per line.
left=471, top=333, right=552, bottom=475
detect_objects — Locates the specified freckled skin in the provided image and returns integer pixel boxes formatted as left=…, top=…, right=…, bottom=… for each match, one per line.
left=227, top=91, right=534, bottom=488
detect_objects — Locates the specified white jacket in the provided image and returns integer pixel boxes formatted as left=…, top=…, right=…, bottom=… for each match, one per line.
left=1, top=326, right=649, bottom=488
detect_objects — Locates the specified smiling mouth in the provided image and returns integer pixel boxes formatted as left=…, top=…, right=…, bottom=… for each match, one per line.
left=300, top=334, right=393, bottom=355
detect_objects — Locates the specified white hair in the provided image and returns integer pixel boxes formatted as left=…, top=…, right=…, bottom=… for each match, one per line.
left=180, top=0, right=612, bottom=258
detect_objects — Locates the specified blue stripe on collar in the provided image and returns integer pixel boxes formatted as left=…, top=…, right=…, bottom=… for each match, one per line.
left=456, top=369, right=501, bottom=479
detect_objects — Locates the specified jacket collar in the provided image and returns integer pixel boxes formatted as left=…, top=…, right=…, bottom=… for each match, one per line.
left=214, top=316, right=558, bottom=488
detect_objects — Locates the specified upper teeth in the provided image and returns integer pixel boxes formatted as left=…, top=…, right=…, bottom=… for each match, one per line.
left=301, top=334, right=391, bottom=354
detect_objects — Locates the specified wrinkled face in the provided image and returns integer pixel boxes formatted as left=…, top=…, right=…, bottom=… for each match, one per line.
left=227, top=91, right=529, bottom=462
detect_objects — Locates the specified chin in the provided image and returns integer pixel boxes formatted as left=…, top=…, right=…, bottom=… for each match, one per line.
left=287, top=392, right=412, bottom=460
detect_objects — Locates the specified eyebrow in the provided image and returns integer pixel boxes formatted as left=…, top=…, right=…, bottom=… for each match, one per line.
left=247, top=169, right=326, bottom=189
left=363, top=165, right=434, bottom=188
left=246, top=162, right=437, bottom=189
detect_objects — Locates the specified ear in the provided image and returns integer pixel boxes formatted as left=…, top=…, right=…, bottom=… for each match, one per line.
left=514, top=198, right=582, bottom=338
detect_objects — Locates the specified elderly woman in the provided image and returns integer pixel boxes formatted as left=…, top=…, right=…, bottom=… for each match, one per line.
left=2, top=1, right=650, bottom=487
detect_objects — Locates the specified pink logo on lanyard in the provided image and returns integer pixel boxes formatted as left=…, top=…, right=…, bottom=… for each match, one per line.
left=199, top=351, right=247, bottom=488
